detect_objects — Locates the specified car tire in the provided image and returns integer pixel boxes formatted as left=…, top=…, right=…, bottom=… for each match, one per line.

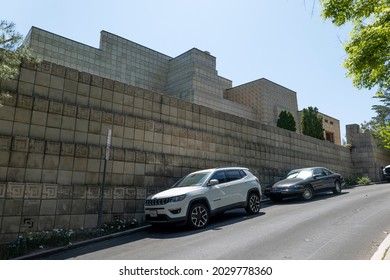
left=333, top=180, right=342, bottom=194
left=301, top=185, right=314, bottom=201
left=188, top=203, right=209, bottom=229
left=245, top=192, right=261, bottom=215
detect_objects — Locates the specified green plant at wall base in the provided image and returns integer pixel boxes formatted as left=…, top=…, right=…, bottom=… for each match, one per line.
left=356, top=176, right=372, bottom=185
left=345, top=177, right=357, bottom=186
left=0, top=219, right=139, bottom=260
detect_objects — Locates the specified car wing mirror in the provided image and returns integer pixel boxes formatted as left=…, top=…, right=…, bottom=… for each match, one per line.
left=208, top=179, right=219, bottom=186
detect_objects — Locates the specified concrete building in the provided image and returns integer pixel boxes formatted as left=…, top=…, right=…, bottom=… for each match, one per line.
left=320, top=112, right=341, bottom=145
left=25, top=27, right=331, bottom=135
left=0, top=27, right=389, bottom=243
left=298, top=110, right=341, bottom=145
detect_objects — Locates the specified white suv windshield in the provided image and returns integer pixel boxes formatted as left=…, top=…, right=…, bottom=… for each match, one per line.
left=173, top=172, right=211, bottom=188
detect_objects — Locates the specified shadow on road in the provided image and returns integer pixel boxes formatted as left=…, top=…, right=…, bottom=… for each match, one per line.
left=42, top=209, right=266, bottom=259
left=42, top=190, right=352, bottom=259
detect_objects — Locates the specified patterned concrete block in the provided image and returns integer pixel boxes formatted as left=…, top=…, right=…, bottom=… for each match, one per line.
left=42, top=184, right=58, bottom=199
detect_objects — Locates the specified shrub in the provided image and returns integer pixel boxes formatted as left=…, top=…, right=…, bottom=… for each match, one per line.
left=0, top=218, right=139, bottom=259
left=345, top=177, right=357, bottom=186
left=356, top=176, right=372, bottom=185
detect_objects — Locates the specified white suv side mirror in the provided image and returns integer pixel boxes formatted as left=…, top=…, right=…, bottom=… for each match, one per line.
left=208, top=179, right=219, bottom=186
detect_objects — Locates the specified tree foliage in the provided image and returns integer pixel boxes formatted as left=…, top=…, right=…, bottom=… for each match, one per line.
left=277, top=110, right=297, bottom=132
left=320, top=1, right=390, bottom=150
left=301, top=106, right=325, bottom=140
left=0, top=20, right=38, bottom=106
left=361, top=89, right=390, bottom=150
left=320, top=0, right=389, bottom=92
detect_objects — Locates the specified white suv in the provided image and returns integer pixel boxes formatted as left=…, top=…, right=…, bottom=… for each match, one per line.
left=144, top=167, right=262, bottom=229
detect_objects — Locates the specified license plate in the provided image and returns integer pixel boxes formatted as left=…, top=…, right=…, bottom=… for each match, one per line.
left=150, top=210, right=158, bottom=217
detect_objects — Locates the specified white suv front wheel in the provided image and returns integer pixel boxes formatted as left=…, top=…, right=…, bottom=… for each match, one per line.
left=188, top=203, right=209, bottom=229
left=245, top=192, right=261, bottom=215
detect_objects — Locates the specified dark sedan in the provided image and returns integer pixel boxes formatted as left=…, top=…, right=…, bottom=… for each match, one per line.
left=265, top=167, right=344, bottom=202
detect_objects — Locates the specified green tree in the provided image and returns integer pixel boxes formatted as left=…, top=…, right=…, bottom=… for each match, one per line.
left=361, top=90, right=390, bottom=150
left=301, top=106, right=325, bottom=140
left=0, top=20, right=38, bottom=106
left=320, top=0, right=389, bottom=93
left=277, top=110, right=297, bottom=132
left=320, top=0, right=390, bottom=150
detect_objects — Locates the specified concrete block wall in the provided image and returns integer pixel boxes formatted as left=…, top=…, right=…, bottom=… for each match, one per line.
left=0, top=61, right=354, bottom=243
left=346, top=124, right=390, bottom=181
left=224, top=78, right=299, bottom=129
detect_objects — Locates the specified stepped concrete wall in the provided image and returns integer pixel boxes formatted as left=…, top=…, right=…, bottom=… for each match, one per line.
left=0, top=61, right=355, bottom=243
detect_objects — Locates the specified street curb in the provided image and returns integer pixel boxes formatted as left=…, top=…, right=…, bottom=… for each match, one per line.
left=14, top=225, right=151, bottom=260
left=371, top=232, right=390, bottom=260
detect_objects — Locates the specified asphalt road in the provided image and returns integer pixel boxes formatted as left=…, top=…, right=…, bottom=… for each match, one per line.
left=44, top=183, right=390, bottom=260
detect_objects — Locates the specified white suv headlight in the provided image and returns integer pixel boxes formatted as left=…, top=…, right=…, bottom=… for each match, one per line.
left=169, top=194, right=186, bottom=203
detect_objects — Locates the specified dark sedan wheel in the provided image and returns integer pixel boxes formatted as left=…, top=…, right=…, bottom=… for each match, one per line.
left=301, top=186, right=314, bottom=201
left=188, top=203, right=209, bottom=229
left=333, top=180, right=342, bottom=194
left=245, top=192, right=261, bottom=214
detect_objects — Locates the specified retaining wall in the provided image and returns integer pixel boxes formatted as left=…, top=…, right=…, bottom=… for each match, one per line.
left=0, top=61, right=354, bottom=243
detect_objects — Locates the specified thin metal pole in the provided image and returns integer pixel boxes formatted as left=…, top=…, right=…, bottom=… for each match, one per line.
left=97, top=157, right=107, bottom=235
left=97, top=128, right=111, bottom=235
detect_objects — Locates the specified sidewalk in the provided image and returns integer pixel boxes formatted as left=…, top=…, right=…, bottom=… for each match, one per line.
left=371, top=233, right=390, bottom=260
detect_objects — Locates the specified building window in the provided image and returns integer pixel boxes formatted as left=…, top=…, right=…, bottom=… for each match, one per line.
left=325, top=131, right=334, bottom=143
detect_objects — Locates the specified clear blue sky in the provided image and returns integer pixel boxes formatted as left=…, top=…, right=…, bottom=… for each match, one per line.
left=2, top=0, right=378, bottom=141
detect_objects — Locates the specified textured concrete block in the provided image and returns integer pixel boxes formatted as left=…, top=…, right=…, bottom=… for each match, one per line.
left=12, top=122, right=29, bottom=136
left=50, top=76, right=65, bottom=90
left=22, top=199, right=41, bottom=216
left=72, top=171, right=86, bottom=185
left=63, top=104, right=77, bottom=117
left=54, top=215, right=71, bottom=228
left=7, top=168, right=25, bottom=182
left=71, top=200, right=86, bottom=214
left=79, top=72, right=91, bottom=84
left=57, top=170, right=73, bottom=184
left=9, top=151, right=27, bottom=167
left=0, top=105, right=15, bottom=121
left=56, top=200, right=72, bottom=215
left=35, top=71, right=51, bottom=86
left=85, top=200, right=99, bottom=214
left=4, top=199, right=23, bottom=215
left=66, top=68, right=79, bottom=81
left=18, top=81, right=34, bottom=96
left=31, top=111, right=47, bottom=125
left=37, top=215, right=55, bottom=231
left=70, top=214, right=85, bottom=229
left=77, top=83, right=90, bottom=96
left=0, top=151, right=9, bottom=166
left=1, top=216, right=21, bottom=233
left=40, top=200, right=57, bottom=215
